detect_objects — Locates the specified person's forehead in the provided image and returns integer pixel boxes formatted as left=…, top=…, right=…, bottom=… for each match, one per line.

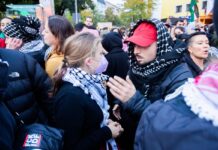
left=1, top=18, right=11, bottom=23
left=177, top=21, right=183, bottom=23
left=191, top=34, right=208, bottom=41
left=86, top=18, right=92, bottom=21
left=175, top=28, right=182, bottom=32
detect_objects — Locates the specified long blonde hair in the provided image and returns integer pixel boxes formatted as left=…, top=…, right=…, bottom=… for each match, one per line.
left=63, top=32, right=101, bottom=67
left=53, top=32, right=101, bottom=93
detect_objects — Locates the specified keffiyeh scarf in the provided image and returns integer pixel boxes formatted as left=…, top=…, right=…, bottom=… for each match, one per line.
left=63, top=67, right=118, bottom=150
left=19, top=39, right=44, bottom=53
left=3, top=16, right=40, bottom=43
left=128, top=19, right=186, bottom=98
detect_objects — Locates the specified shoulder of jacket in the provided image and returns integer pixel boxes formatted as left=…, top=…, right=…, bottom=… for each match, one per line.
left=168, top=63, right=192, bottom=80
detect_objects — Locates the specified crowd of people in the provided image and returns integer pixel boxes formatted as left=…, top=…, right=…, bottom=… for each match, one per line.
left=0, top=1, right=218, bottom=149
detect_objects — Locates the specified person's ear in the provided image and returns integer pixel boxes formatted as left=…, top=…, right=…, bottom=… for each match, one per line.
left=188, top=47, right=193, bottom=54
left=84, top=57, right=93, bottom=68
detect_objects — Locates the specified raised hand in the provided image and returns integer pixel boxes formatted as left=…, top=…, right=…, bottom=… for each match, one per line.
left=107, top=76, right=136, bottom=103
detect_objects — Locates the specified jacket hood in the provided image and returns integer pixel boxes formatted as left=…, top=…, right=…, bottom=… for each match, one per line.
left=102, top=32, right=123, bottom=52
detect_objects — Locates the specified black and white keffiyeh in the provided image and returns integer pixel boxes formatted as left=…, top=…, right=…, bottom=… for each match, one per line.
left=128, top=19, right=186, bottom=97
left=63, top=67, right=118, bottom=150
left=128, top=19, right=185, bottom=77
left=19, top=39, right=44, bottom=53
left=3, top=16, right=40, bottom=43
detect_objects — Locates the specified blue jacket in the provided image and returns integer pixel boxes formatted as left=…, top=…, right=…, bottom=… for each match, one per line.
left=123, top=62, right=192, bottom=118
left=135, top=94, right=218, bottom=150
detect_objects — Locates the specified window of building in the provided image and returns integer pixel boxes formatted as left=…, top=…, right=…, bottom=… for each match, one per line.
left=202, top=1, right=207, bottom=9
left=176, top=5, right=182, bottom=13
left=186, top=4, right=190, bottom=12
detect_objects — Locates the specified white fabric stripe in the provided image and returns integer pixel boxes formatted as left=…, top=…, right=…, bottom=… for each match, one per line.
left=164, top=85, right=184, bottom=101
left=196, top=84, right=218, bottom=93
left=200, top=71, right=218, bottom=79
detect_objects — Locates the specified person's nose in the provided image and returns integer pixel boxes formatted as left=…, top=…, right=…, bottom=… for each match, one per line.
left=134, top=46, right=141, bottom=54
left=203, top=43, right=210, bottom=48
left=42, top=30, right=45, bottom=35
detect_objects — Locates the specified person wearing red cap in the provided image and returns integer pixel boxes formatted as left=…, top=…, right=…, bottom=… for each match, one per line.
left=135, top=62, right=218, bottom=150
left=107, top=19, right=192, bottom=149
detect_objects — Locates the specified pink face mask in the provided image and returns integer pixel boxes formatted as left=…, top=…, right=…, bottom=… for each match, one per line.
left=95, top=56, right=108, bottom=74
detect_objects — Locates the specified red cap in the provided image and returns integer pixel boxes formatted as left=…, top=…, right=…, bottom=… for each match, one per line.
left=125, top=22, right=157, bottom=47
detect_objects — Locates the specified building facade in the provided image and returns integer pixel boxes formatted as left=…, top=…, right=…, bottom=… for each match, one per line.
left=92, top=0, right=106, bottom=14
left=160, top=0, right=213, bottom=24
left=92, top=0, right=121, bottom=15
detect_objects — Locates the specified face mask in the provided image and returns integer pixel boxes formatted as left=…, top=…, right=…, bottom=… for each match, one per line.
left=95, top=56, right=108, bottom=74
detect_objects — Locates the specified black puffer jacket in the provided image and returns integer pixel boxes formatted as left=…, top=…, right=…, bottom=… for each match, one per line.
left=0, top=59, right=15, bottom=150
left=0, top=48, right=52, bottom=125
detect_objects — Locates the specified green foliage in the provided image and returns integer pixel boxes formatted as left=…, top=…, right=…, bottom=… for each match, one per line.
left=92, top=9, right=105, bottom=26
left=55, top=0, right=95, bottom=15
left=80, top=8, right=104, bottom=26
left=0, top=0, right=38, bottom=17
left=119, top=0, right=155, bottom=26
left=64, top=9, right=73, bottom=24
left=104, top=7, right=121, bottom=26
left=0, top=0, right=95, bottom=18
left=80, top=9, right=93, bottom=22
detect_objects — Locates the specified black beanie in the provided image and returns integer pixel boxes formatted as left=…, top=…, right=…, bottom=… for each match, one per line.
left=3, top=16, right=41, bottom=43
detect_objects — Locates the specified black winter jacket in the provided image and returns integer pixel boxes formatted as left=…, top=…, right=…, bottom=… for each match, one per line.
left=0, top=49, right=52, bottom=125
left=0, top=101, right=16, bottom=150
left=102, top=32, right=129, bottom=112
left=0, top=59, right=15, bottom=150
left=54, top=82, right=112, bottom=150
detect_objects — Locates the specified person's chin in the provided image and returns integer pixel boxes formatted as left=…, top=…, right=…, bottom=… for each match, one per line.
left=137, top=59, right=151, bottom=65
left=137, top=60, right=145, bottom=65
